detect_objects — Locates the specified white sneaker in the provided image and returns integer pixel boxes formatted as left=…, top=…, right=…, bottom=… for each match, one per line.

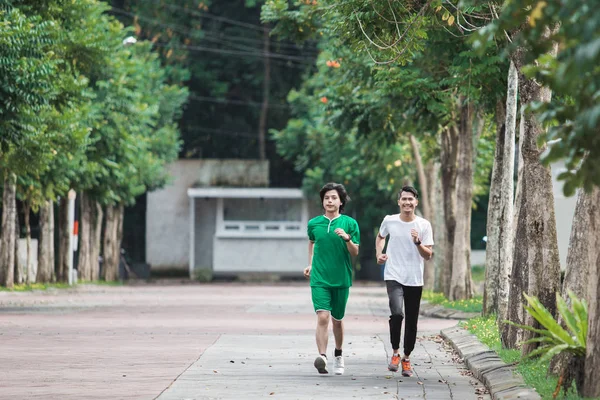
left=314, top=355, right=328, bottom=374
left=333, top=355, right=345, bottom=375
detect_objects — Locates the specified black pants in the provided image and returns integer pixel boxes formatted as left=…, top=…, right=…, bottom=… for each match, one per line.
left=386, top=280, right=423, bottom=356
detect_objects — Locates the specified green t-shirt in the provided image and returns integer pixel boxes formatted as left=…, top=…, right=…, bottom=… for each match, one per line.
left=308, top=214, right=360, bottom=288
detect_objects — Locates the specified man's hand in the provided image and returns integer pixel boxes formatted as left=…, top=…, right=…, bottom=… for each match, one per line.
left=303, top=266, right=311, bottom=279
left=410, top=229, right=420, bottom=243
left=334, top=228, right=351, bottom=241
left=377, top=254, right=388, bottom=265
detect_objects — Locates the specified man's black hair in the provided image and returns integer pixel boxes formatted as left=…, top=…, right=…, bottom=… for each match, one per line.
left=398, top=185, right=419, bottom=200
left=320, top=182, right=350, bottom=212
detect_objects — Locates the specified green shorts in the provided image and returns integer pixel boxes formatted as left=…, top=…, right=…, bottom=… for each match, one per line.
left=311, top=286, right=350, bottom=320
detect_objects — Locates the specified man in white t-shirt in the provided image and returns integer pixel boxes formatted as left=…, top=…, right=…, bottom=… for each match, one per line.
left=375, top=186, right=433, bottom=377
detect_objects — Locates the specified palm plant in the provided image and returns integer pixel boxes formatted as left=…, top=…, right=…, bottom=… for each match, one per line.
left=506, top=291, right=587, bottom=363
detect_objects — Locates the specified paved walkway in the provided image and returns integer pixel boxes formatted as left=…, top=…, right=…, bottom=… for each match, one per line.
left=0, top=282, right=489, bottom=399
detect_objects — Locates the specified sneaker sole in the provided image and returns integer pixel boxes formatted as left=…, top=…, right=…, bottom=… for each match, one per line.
left=314, top=357, right=328, bottom=374
left=388, top=366, right=399, bottom=372
left=334, top=369, right=344, bottom=375
left=401, top=371, right=413, bottom=377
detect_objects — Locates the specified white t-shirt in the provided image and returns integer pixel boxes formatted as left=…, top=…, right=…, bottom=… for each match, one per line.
left=378, top=214, right=434, bottom=286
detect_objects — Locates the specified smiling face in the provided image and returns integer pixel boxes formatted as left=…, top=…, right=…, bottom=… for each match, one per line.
left=398, top=191, right=418, bottom=215
left=322, top=189, right=342, bottom=214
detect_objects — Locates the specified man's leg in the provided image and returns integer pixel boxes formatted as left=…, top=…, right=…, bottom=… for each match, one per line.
left=330, top=287, right=349, bottom=375
left=402, top=285, right=423, bottom=357
left=386, top=280, right=404, bottom=372
left=400, top=284, right=423, bottom=377
left=312, top=286, right=332, bottom=374
left=316, top=311, right=330, bottom=354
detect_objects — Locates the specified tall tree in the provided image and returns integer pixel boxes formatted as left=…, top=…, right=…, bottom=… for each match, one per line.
left=0, top=5, right=66, bottom=287
left=483, top=61, right=517, bottom=321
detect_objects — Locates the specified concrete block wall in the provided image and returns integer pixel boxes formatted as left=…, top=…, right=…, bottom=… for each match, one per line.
left=146, top=159, right=269, bottom=271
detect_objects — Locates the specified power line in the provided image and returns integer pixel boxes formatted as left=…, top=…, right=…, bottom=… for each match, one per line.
left=188, top=93, right=290, bottom=109
left=201, top=31, right=320, bottom=55
left=155, top=42, right=313, bottom=64
left=110, top=7, right=316, bottom=63
left=185, top=126, right=261, bottom=139
left=139, top=0, right=271, bottom=33
left=198, top=33, right=318, bottom=60
left=114, top=4, right=319, bottom=53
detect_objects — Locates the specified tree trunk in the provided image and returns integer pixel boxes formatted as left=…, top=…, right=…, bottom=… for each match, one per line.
left=581, top=188, right=600, bottom=397
left=0, top=173, right=17, bottom=287
left=484, top=61, right=518, bottom=318
left=258, top=24, right=270, bottom=161
left=57, top=196, right=70, bottom=283
left=409, top=134, right=432, bottom=220
left=116, top=204, right=124, bottom=249
left=24, top=202, right=33, bottom=284
left=551, top=188, right=596, bottom=385
left=102, top=204, right=123, bottom=281
left=503, top=41, right=561, bottom=353
left=561, top=188, right=595, bottom=302
left=440, top=125, right=459, bottom=298
left=423, top=160, right=437, bottom=290
left=91, top=200, right=103, bottom=281
left=77, top=192, right=92, bottom=281
left=410, top=134, right=435, bottom=290
left=449, top=100, right=476, bottom=300
left=14, top=206, right=22, bottom=284
left=431, top=161, right=445, bottom=293
left=37, top=200, right=55, bottom=283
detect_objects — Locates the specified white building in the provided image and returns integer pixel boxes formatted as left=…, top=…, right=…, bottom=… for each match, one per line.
left=146, top=159, right=309, bottom=279
left=187, top=187, right=308, bottom=278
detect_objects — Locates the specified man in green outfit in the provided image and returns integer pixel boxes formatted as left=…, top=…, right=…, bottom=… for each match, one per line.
left=304, top=182, right=360, bottom=375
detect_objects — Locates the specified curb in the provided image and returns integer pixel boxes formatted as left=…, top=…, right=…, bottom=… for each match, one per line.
left=441, top=326, right=541, bottom=400
left=420, top=302, right=480, bottom=320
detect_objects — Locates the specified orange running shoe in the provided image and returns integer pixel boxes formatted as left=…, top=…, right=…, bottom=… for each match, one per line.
left=401, top=358, right=413, bottom=377
left=388, top=354, right=400, bottom=372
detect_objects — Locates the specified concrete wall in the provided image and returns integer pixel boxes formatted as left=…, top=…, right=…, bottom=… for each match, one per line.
left=146, top=159, right=269, bottom=271
left=194, top=198, right=217, bottom=270
left=17, top=239, right=38, bottom=283
left=213, top=237, right=306, bottom=275
left=550, top=161, right=577, bottom=269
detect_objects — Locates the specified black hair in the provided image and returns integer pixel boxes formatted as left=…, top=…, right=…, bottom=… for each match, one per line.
left=398, top=185, right=419, bottom=200
left=319, top=182, right=350, bottom=212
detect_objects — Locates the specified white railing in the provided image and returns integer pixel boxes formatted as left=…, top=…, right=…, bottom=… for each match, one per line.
left=217, top=220, right=304, bottom=238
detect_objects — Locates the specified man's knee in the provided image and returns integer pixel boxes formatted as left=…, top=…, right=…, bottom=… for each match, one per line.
left=317, top=311, right=330, bottom=325
left=389, top=306, right=404, bottom=318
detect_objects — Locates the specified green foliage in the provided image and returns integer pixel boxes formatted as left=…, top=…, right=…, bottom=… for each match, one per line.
left=505, top=291, right=588, bottom=363
left=264, top=0, right=501, bottom=257
left=117, top=0, right=312, bottom=173
left=463, top=314, right=583, bottom=399
left=473, top=0, right=600, bottom=195
left=0, top=6, right=61, bottom=167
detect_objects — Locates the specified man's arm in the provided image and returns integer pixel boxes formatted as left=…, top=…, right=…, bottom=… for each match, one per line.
left=345, top=239, right=359, bottom=257
left=333, top=228, right=359, bottom=257
left=304, top=241, right=314, bottom=278
left=416, top=244, right=433, bottom=260
left=375, top=234, right=388, bottom=265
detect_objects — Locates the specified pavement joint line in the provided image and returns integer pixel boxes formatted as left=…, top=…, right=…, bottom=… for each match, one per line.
left=440, top=326, right=541, bottom=400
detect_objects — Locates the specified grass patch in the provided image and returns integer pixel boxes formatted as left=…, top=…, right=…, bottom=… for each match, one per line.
left=422, top=290, right=483, bottom=313
left=0, top=280, right=123, bottom=292
left=0, top=283, right=71, bottom=292
left=460, top=314, right=585, bottom=399
left=471, top=264, right=485, bottom=283
left=84, top=280, right=124, bottom=286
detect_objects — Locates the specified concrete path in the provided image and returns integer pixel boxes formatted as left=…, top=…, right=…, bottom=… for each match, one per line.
left=0, top=282, right=489, bottom=400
